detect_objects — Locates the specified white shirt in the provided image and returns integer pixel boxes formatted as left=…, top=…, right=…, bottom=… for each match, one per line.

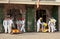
left=48, top=21, right=54, bottom=26
left=3, top=20, right=7, bottom=26
left=37, top=19, right=41, bottom=24
left=16, top=20, right=22, bottom=24
left=21, top=20, right=25, bottom=25
left=7, top=19, right=13, bottom=26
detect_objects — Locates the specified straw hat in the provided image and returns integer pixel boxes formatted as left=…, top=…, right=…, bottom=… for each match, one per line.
left=50, top=19, right=56, bottom=22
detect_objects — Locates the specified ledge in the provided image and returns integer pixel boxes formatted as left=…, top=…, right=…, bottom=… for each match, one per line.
left=9, top=1, right=60, bottom=5
left=0, top=1, right=60, bottom=5
left=0, top=0, right=9, bottom=3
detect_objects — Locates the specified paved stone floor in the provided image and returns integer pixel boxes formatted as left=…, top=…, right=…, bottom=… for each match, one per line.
left=0, top=32, right=60, bottom=39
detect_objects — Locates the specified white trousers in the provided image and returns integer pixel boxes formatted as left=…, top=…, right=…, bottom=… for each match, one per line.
left=37, top=23, right=40, bottom=32
left=48, top=25, right=56, bottom=32
left=4, top=25, right=12, bottom=33
left=4, top=25, right=7, bottom=33
left=8, top=25, right=12, bottom=33
left=21, top=25, right=25, bottom=32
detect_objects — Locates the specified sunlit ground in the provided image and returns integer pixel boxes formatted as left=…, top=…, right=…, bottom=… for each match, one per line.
left=0, top=32, right=60, bottom=39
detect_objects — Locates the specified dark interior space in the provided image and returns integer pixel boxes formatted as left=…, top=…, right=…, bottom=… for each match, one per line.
left=7, top=8, right=22, bottom=29
left=36, top=9, right=46, bottom=22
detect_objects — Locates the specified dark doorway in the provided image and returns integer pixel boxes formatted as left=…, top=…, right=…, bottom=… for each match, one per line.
left=36, top=9, right=46, bottom=22
left=7, top=8, right=22, bottom=29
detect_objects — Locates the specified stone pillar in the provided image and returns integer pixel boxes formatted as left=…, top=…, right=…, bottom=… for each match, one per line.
left=58, top=6, right=60, bottom=31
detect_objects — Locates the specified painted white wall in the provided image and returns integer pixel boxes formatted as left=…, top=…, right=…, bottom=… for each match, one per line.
left=56, top=0, right=60, bottom=2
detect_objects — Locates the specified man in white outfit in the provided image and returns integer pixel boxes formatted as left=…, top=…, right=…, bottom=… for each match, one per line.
left=53, top=19, right=56, bottom=31
left=48, top=18, right=56, bottom=32
left=3, top=18, right=8, bottom=33
left=7, top=18, right=13, bottom=33
left=21, top=18, right=26, bottom=32
left=37, top=18, right=42, bottom=32
left=16, top=19, right=22, bottom=30
left=3, top=17, right=13, bottom=33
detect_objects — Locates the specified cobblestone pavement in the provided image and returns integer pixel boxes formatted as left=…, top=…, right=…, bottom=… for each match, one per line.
left=0, top=32, right=60, bottom=39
